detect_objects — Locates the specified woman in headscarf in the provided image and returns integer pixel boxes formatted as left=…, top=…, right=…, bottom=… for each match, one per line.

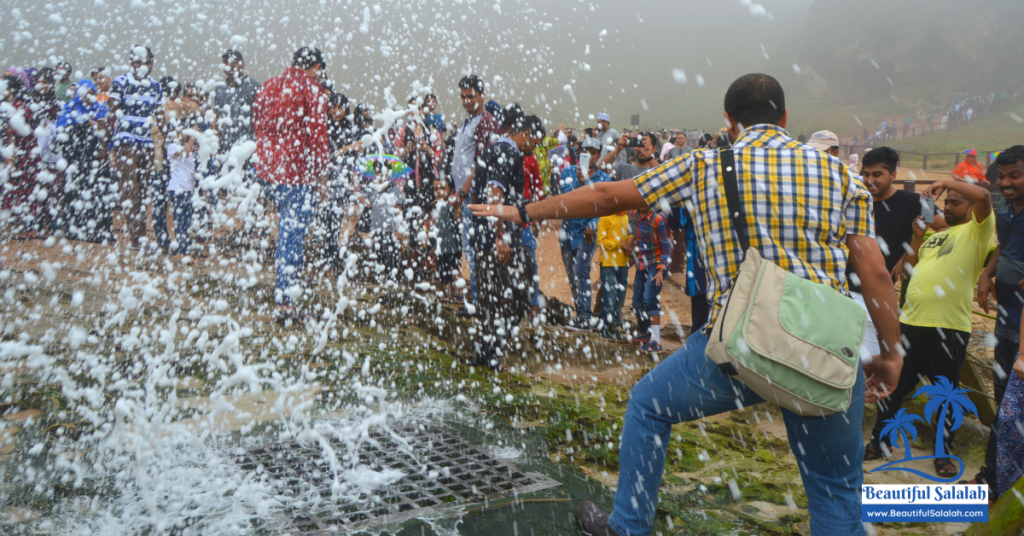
left=30, top=67, right=64, bottom=233
left=952, top=149, right=988, bottom=184
left=1, top=68, right=47, bottom=239
left=56, top=79, right=114, bottom=244
left=697, top=132, right=714, bottom=149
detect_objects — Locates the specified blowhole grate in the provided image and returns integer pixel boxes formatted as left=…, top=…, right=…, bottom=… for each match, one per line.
left=232, top=422, right=560, bottom=533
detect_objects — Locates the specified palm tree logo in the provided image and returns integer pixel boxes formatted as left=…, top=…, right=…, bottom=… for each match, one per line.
left=880, top=409, right=924, bottom=462
left=869, top=376, right=978, bottom=483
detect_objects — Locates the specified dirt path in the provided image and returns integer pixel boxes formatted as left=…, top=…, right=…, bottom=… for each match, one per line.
left=467, top=220, right=695, bottom=345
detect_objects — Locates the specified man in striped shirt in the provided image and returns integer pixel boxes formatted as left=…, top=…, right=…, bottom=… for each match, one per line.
left=471, top=73, right=904, bottom=536
left=106, top=46, right=163, bottom=250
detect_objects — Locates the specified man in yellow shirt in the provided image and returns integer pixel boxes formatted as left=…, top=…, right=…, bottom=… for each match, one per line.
left=866, top=179, right=994, bottom=478
left=596, top=211, right=630, bottom=342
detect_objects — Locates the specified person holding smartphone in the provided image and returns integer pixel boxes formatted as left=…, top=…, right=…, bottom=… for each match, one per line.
left=842, top=147, right=946, bottom=360
left=865, top=178, right=993, bottom=478
left=558, top=137, right=610, bottom=330
left=597, top=130, right=661, bottom=181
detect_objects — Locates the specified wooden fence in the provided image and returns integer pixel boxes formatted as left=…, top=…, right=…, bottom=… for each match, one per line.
left=841, top=145, right=1003, bottom=171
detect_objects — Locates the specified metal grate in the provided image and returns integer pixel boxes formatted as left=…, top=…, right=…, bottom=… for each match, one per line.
left=232, top=422, right=560, bottom=533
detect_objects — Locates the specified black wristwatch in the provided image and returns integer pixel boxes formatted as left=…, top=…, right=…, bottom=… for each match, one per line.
left=458, top=190, right=469, bottom=199
left=518, top=204, right=531, bottom=223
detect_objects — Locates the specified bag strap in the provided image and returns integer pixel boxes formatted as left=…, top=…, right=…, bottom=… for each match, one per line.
left=719, top=148, right=750, bottom=254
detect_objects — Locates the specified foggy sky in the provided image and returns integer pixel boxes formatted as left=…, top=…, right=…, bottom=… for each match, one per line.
left=2, top=0, right=1015, bottom=135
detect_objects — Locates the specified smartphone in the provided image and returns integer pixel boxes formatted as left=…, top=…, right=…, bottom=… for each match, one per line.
left=921, top=196, right=935, bottom=224
left=578, top=152, right=591, bottom=179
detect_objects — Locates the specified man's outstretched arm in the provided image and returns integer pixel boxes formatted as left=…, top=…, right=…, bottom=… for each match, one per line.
left=468, top=179, right=648, bottom=225
left=848, top=233, right=904, bottom=404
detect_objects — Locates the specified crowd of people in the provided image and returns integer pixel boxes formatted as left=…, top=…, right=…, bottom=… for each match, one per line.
left=5, top=47, right=1024, bottom=534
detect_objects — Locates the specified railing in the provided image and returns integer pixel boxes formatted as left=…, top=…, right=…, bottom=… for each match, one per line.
left=840, top=145, right=1003, bottom=171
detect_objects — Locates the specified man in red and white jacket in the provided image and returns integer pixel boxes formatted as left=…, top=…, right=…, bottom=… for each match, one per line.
left=254, top=47, right=329, bottom=324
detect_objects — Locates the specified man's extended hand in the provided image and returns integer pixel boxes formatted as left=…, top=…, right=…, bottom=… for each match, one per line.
left=977, top=276, right=996, bottom=314
left=911, top=215, right=927, bottom=241
left=1013, top=353, right=1024, bottom=381
left=622, top=235, right=636, bottom=254
left=583, top=227, right=594, bottom=245
left=495, top=239, right=511, bottom=265
left=468, top=204, right=521, bottom=224
left=863, top=352, right=903, bottom=404
left=653, top=268, right=664, bottom=287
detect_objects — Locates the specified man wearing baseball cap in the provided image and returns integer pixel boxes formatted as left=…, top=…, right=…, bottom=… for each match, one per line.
left=805, top=129, right=840, bottom=157
left=558, top=136, right=610, bottom=329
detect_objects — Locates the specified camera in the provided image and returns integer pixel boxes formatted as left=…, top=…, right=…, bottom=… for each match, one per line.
left=626, top=135, right=645, bottom=148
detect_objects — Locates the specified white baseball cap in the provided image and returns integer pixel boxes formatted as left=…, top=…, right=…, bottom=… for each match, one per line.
left=806, top=130, right=839, bottom=152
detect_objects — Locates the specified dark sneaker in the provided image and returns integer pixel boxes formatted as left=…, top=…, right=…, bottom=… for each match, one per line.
left=642, top=341, right=663, bottom=354
left=630, top=334, right=650, bottom=345
left=455, top=306, right=477, bottom=318
left=576, top=501, right=620, bottom=536
left=274, top=308, right=309, bottom=327
left=610, top=328, right=630, bottom=344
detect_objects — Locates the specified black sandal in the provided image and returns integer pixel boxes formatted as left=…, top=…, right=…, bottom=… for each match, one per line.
left=934, top=458, right=958, bottom=478
left=863, top=443, right=886, bottom=461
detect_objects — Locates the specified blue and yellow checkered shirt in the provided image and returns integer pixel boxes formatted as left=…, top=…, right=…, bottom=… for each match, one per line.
left=634, top=124, right=874, bottom=331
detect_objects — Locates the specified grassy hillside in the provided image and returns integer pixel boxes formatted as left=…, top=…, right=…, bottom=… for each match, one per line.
left=888, top=103, right=1024, bottom=169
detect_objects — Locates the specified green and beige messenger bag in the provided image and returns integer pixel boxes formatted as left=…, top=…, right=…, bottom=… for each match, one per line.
left=704, top=149, right=867, bottom=417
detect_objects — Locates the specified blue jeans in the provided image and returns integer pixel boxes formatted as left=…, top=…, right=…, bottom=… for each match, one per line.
left=600, top=266, right=629, bottom=328
left=560, top=240, right=596, bottom=322
left=632, top=268, right=663, bottom=335
left=608, top=328, right=866, bottom=536
left=170, top=191, right=194, bottom=254
left=151, top=166, right=171, bottom=248
left=461, top=205, right=478, bottom=304
left=521, top=226, right=541, bottom=308
left=269, top=184, right=314, bottom=306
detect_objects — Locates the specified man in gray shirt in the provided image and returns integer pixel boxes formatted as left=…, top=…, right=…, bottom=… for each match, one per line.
left=214, top=49, right=261, bottom=155
left=452, top=75, right=500, bottom=310
left=665, top=132, right=690, bottom=160
left=214, top=49, right=263, bottom=238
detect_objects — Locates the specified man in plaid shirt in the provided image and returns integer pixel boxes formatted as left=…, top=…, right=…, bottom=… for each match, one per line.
left=471, top=73, right=903, bottom=536
left=627, top=206, right=673, bottom=353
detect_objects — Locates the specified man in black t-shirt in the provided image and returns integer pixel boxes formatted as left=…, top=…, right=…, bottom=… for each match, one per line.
left=847, top=147, right=946, bottom=357
left=469, top=106, right=538, bottom=370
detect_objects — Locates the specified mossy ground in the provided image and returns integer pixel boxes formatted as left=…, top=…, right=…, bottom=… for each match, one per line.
left=0, top=239, right=1002, bottom=535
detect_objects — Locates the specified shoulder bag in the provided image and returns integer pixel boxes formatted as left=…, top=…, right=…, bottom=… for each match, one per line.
left=704, top=149, right=867, bottom=416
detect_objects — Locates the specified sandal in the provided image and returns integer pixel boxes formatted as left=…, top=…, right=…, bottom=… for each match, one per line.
left=934, top=458, right=959, bottom=478
left=863, top=443, right=886, bottom=461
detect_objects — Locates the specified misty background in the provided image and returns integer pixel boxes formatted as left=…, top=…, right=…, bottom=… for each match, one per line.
left=2, top=0, right=1023, bottom=136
